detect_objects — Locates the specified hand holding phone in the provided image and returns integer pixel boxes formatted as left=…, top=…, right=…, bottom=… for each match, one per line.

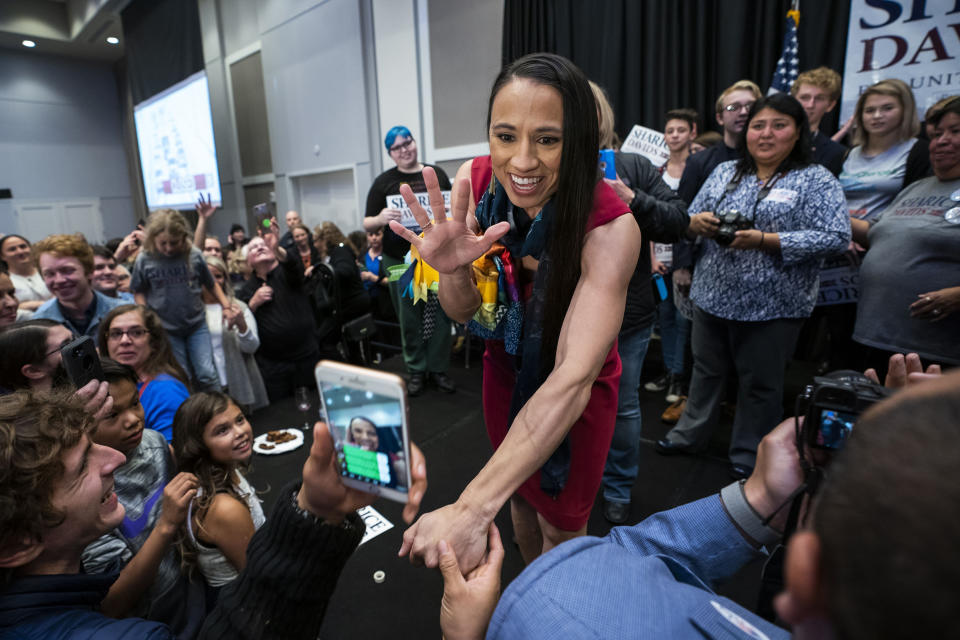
left=315, top=361, right=413, bottom=504
left=60, top=336, right=104, bottom=389
left=253, top=203, right=272, bottom=232
left=298, top=420, right=427, bottom=524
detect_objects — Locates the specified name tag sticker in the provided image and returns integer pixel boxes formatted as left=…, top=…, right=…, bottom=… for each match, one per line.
left=767, top=188, right=798, bottom=205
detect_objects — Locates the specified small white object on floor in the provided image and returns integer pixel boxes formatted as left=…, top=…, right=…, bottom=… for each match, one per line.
left=373, top=570, right=386, bottom=584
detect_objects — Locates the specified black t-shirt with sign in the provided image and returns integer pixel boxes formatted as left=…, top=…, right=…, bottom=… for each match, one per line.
left=364, top=165, right=452, bottom=260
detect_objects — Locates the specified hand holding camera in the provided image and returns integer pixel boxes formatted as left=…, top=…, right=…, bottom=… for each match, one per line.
left=713, top=209, right=754, bottom=246
left=689, top=212, right=720, bottom=237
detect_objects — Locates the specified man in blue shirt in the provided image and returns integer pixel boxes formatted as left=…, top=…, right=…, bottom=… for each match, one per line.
left=32, top=234, right=124, bottom=346
left=439, top=365, right=958, bottom=640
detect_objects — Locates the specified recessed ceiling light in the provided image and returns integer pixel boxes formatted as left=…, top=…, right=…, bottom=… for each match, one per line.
left=22, top=40, right=36, bottom=48
left=106, top=36, right=119, bottom=45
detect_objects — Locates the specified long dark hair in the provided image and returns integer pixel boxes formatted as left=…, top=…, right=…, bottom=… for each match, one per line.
left=98, top=304, right=190, bottom=386
left=172, top=391, right=251, bottom=575
left=735, top=93, right=813, bottom=177
left=487, top=53, right=599, bottom=377
left=0, top=319, right=62, bottom=391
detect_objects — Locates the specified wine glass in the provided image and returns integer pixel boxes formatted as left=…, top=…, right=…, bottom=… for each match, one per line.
left=294, top=387, right=312, bottom=431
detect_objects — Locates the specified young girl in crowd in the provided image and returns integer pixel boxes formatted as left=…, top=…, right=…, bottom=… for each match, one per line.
left=131, top=209, right=236, bottom=391
left=173, top=392, right=263, bottom=591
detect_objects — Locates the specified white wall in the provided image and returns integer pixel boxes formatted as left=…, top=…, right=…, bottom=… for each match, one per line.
left=0, top=49, right=134, bottom=242
left=197, top=0, right=500, bottom=240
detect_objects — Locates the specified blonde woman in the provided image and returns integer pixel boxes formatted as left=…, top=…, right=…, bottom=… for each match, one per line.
left=130, top=209, right=236, bottom=391
left=840, top=78, right=931, bottom=222
left=203, top=255, right=268, bottom=411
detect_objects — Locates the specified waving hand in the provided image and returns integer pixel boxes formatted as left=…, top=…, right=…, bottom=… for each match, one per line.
left=388, top=167, right=510, bottom=274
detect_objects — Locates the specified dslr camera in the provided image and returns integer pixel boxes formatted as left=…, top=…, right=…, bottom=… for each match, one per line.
left=714, top=209, right=754, bottom=246
left=796, top=370, right=890, bottom=452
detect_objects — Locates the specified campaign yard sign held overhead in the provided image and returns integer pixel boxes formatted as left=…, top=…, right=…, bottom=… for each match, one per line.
left=620, top=126, right=670, bottom=168
left=386, top=191, right=452, bottom=230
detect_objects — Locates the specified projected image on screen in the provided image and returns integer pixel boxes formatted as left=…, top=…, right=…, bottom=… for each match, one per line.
left=319, top=383, right=408, bottom=492
left=134, top=71, right=222, bottom=210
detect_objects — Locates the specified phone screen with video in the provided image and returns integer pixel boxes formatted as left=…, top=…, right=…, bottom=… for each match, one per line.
left=319, top=383, right=408, bottom=494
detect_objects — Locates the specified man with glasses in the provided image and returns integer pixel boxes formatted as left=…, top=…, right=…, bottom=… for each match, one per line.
left=32, top=234, right=125, bottom=346
left=678, top=80, right=762, bottom=206
left=363, top=126, right=456, bottom=396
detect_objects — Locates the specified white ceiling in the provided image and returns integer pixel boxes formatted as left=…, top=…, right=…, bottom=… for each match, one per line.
left=0, top=0, right=128, bottom=61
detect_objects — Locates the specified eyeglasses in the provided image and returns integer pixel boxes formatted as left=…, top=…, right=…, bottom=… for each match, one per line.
left=45, top=335, right=76, bottom=357
left=390, top=138, right=415, bottom=153
left=723, top=101, right=756, bottom=113
left=107, top=327, right=148, bottom=341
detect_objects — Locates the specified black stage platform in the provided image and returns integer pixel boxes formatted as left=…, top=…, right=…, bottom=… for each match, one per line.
left=245, top=339, right=810, bottom=638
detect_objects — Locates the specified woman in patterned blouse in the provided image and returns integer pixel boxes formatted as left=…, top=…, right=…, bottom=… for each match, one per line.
left=656, top=93, right=850, bottom=479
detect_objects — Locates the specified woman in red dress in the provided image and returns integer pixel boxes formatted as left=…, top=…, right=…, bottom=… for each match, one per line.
left=391, top=53, right=641, bottom=571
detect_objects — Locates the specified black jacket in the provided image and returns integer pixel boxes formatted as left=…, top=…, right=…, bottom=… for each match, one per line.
left=613, top=152, right=689, bottom=332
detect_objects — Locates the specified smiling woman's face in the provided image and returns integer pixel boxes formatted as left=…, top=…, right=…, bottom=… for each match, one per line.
left=488, top=78, right=564, bottom=217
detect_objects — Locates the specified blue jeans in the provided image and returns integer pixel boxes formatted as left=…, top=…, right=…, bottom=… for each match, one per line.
left=168, top=323, right=221, bottom=392
left=658, top=272, right=690, bottom=376
left=602, top=324, right=653, bottom=504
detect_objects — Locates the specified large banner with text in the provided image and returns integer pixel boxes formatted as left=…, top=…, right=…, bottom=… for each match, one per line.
left=841, top=0, right=960, bottom=124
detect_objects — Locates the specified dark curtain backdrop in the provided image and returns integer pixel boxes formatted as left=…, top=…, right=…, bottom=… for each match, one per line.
left=503, top=0, right=851, bottom=140
left=121, top=0, right=204, bottom=105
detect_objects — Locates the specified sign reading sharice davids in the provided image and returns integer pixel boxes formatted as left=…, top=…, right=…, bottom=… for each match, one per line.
left=620, top=125, right=670, bottom=168
left=841, top=0, right=960, bottom=124
left=386, top=190, right=451, bottom=230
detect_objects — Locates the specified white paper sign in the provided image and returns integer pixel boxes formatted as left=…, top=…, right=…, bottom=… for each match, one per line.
left=385, top=191, right=451, bottom=230
left=653, top=242, right=673, bottom=269
left=840, top=0, right=959, bottom=125
left=620, top=125, right=670, bottom=168
left=357, top=505, right=394, bottom=545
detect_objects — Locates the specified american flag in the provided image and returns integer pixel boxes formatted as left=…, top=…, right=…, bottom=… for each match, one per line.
left=768, top=6, right=800, bottom=95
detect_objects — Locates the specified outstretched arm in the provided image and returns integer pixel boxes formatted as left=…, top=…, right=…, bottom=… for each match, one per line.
left=399, top=213, right=641, bottom=572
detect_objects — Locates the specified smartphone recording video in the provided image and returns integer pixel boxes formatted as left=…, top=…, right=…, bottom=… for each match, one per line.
left=315, top=361, right=410, bottom=503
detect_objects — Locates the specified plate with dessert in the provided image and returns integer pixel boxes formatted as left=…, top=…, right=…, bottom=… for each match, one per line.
left=253, top=428, right=305, bottom=455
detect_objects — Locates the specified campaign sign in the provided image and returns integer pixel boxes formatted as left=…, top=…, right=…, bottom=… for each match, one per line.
left=620, top=125, right=670, bottom=168
left=357, top=505, right=394, bottom=545
left=816, top=254, right=860, bottom=307
left=386, top=191, right=451, bottom=230
left=840, top=0, right=959, bottom=124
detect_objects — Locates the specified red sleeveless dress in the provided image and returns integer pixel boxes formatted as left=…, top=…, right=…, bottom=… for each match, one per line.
left=470, top=156, right=628, bottom=530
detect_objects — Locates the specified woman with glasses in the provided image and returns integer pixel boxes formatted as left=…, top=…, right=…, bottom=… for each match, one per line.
left=0, top=319, right=73, bottom=392
left=99, top=304, right=190, bottom=441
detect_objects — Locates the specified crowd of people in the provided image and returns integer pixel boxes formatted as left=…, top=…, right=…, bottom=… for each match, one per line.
left=0, top=50, right=957, bottom=639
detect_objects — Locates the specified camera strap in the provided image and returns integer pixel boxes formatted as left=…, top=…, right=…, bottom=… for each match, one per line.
left=714, top=171, right=785, bottom=222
